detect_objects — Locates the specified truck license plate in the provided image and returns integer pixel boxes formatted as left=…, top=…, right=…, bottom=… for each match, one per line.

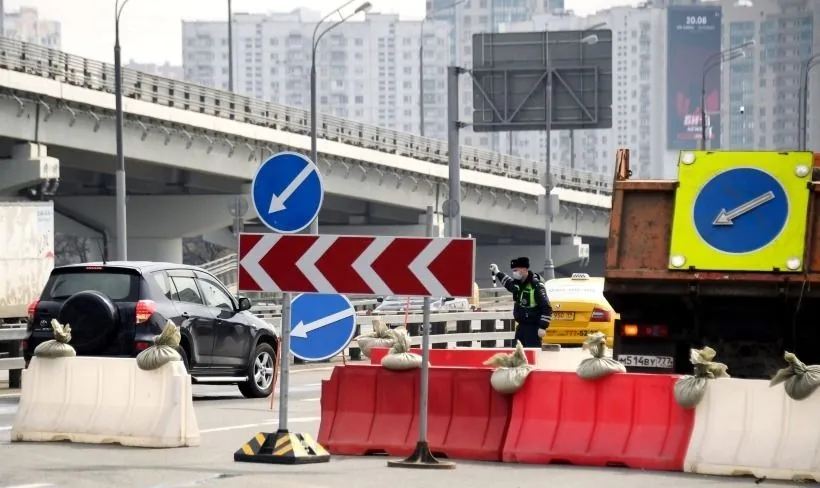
left=617, top=354, right=674, bottom=369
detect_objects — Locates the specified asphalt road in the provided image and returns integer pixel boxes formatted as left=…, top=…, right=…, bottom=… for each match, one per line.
left=0, top=365, right=796, bottom=488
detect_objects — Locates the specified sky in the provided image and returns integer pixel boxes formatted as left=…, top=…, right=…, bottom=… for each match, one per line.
left=8, top=0, right=636, bottom=65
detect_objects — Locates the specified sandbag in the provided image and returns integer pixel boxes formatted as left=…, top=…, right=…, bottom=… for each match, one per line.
left=136, top=320, right=182, bottom=371
left=33, top=319, right=76, bottom=358
left=673, top=346, right=729, bottom=408
left=380, top=327, right=423, bottom=371
left=576, top=331, right=625, bottom=380
left=770, top=351, right=820, bottom=401
left=355, top=318, right=394, bottom=358
left=483, top=341, right=534, bottom=394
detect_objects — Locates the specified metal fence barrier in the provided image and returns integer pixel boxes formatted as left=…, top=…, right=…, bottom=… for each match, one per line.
left=0, top=324, right=26, bottom=388
left=262, top=310, right=518, bottom=362
left=0, top=309, right=518, bottom=390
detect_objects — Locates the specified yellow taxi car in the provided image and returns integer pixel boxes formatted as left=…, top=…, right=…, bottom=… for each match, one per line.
left=542, top=273, right=617, bottom=348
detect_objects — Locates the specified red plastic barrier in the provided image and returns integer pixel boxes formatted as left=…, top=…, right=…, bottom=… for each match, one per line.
left=369, top=347, right=538, bottom=367
left=317, top=364, right=512, bottom=461
left=502, top=371, right=694, bottom=471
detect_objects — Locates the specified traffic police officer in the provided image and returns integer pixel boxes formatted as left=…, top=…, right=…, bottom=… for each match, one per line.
left=490, top=257, right=552, bottom=348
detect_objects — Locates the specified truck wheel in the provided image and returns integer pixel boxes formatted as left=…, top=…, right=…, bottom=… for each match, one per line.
left=238, top=343, right=276, bottom=398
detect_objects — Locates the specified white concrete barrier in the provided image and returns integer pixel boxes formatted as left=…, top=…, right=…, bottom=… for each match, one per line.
left=684, top=377, right=820, bottom=482
left=537, top=347, right=604, bottom=372
left=12, top=357, right=199, bottom=448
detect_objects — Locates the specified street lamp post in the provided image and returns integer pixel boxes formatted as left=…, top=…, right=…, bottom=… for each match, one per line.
left=700, top=40, right=755, bottom=150
left=114, top=0, right=132, bottom=261
left=542, top=32, right=600, bottom=281
left=227, top=0, right=233, bottom=92
left=419, top=0, right=466, bottom=137
left=799, top=53, right=820, bottom=150
left=310, top=0, right=372, bottom=234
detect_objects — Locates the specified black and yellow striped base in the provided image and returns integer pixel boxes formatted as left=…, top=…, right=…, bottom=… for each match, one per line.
left=233, top=429, right=330, bottom=465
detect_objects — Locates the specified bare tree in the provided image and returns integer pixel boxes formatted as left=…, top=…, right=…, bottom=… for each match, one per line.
left=55, top=234, right=93, bottom=266
left=183, top=236, right=229, bottom=265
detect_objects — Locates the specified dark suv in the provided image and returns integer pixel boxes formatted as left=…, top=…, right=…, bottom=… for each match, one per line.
left=25, top=261, right=279, bottom=398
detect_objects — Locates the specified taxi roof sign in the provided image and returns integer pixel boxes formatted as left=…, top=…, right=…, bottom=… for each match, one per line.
left=668, top=150, right=813, bottom=272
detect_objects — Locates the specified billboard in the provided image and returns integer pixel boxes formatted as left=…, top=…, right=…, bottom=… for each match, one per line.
left=667, top=6, right=723, bottom=150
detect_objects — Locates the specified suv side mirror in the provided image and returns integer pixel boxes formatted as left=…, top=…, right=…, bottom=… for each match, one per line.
left=237, top=296, right=252, bottom=311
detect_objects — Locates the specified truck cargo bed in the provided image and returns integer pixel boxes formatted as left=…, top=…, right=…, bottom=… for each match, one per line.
left=603, top=151, right=820, bottom=379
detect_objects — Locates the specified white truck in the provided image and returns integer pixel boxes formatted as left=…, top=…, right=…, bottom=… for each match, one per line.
left=0, top=201, right=53, bottom=387
left=0, top=201, right=55, bottom=326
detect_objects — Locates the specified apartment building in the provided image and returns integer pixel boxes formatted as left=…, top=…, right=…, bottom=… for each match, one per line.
left=427, top=0, right=557, bottom=151
left=719, top=0, right=820, bottom=150
left=125, top=61, right=184, bottom=80
left=500, top=6, right=669, bottom=178
left=182, top=10, right=452, bottom=140
left=3, top=6, right=61, bottom=49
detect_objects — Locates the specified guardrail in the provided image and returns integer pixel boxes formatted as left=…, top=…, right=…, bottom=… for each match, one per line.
left=261, top=310, right=518, bottom=361
left=0, top=37, right=612, bottom=194
left=0, top=324, right=26, bottom=388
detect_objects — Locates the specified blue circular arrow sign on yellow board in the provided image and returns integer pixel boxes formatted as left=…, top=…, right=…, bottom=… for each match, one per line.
left=668, top=151, right=812, bottom=272
left=693, top=167, right=788, bottom=254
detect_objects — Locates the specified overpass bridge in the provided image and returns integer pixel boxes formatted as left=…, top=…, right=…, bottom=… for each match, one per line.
left=0, top=38, right=611, bottom=275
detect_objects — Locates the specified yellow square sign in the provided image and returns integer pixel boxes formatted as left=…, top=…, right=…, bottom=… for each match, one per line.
left=668, top=151, right=812, bottom=272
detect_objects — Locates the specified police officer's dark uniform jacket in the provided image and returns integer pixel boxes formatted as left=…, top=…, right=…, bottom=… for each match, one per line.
left=493, top=257, right=553, bottom=348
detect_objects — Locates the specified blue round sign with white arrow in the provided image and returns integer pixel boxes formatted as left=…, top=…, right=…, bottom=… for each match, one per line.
left=289, top=293, right=357, bottom=362
left=251, top=151, right=324, bottom=234
left=693, top=167, right=789, bottom=254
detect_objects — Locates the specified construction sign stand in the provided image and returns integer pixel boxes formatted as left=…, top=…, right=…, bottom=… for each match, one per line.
left=233, top=151, right=331, bottom=465
left=387, top=206, right=456, bottom=470
left=234, top=430, right=330, bottom=465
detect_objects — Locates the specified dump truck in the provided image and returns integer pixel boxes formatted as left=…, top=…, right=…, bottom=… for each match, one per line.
left=604, top=149, right=820, bottom=379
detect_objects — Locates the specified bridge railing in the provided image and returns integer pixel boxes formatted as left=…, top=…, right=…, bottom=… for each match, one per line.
left=0, top=37, right=612, bottom=195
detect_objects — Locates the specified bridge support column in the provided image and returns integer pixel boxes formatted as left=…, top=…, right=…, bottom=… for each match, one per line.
left=0, top=143, right=60, bottom=195
left=55, top=195, right=245, bottom=263
left=121, top=238, right=183, bottom=263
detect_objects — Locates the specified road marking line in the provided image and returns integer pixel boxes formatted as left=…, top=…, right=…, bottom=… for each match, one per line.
left=291, top=367, right=334, bottom=374
left=199, top=416, right=320, bottom=434
left=0, top=426, right=11, bottom=431
left=3, top=484, right=56, bottom=488
left=301, top=397, right=320, bottom=402
left=0, top=393, right=20, bottom=398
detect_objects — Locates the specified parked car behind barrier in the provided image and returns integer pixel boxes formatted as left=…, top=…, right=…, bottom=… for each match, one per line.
left=25, top=261, right=279, bottom=398
left=542, top=273, right=617, bottom=348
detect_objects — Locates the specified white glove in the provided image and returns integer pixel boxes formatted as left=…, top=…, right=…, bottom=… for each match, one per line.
left=490, top=263, right=500, bottom=275
left=537, top=328, right=546, bottom=339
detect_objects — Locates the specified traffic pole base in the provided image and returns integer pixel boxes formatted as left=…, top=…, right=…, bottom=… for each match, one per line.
left=386, top=441, right=456, bottom=469
left=233, top=429, right=331, bottom=465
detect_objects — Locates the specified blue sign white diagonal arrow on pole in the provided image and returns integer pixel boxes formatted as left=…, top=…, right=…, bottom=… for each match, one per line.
left=289, top=293, right=357, bottom=362
left=250, top=151, right=324, bottom=234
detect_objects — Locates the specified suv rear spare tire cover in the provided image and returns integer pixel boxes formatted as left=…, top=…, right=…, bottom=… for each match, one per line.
left=58, top=290, right=119, bottom=354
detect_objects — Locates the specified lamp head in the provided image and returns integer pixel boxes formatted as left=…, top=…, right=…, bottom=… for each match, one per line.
left=581, top=34, right=599, bottom=45
left=355, top=1, right=372, bottom=14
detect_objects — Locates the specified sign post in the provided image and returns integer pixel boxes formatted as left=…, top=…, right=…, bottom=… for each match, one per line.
left=387, top=206, right=456, bottom=469
left=234, top=151, right=330, bottom=465
left=234, top=152, right=476, bottom=466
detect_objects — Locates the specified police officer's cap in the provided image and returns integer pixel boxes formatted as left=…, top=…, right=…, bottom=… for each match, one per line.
left=510, top=257, right=529, bottom=269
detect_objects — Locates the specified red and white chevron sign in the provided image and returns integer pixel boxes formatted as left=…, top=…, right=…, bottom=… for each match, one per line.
left=238, top=233, right=476, bottom=297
